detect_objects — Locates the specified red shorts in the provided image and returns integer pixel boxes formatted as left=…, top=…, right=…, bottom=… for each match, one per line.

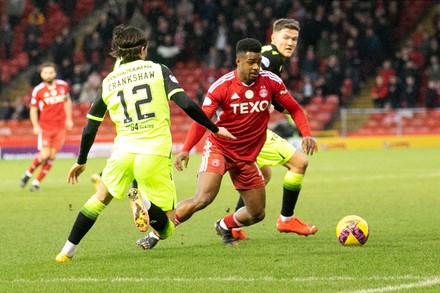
left=199, top=139, right=265, bottom=190
left=38, top=128, right=66, bottom=151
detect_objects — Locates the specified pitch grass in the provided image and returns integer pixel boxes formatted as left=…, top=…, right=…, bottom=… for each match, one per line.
left=1, top=147, right=439, bottom=292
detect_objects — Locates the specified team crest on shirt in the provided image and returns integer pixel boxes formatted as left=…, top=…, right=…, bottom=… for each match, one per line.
left=259, top=87, right=268, bottom=98
left=245, top=90, right=254, bottom=99
left=212, top=159, right=220, bottom=167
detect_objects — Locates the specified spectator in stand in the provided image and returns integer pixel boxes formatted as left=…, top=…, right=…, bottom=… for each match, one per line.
left=402, top=75, right=419, bottom=108
left=300, top=75, right=314, bottom=105
left=11, top=95, right=30, bottom=120
left=173, top=22, right=187, bottom=58
left=96, top=13, right=113, bottom=47
left=324, top=54, right=343, bottom=96
left=204, top=46, right=222, bottom=69
left=156, top=34, right=180, bottom=68
left=194, top=83, right=205, bottom=105
left=31, top=0, right=49, bottom=14
left=0, top=100, right=15, bottom=120
left=25, top=7, right=45, bottom=38
left=378, top=59, right=396, bottom=87
left=388, top=75, right=402, bottom=109
left=59, top=58, right=74, bottom=82
left=78, top=71, right=102, bottom=104
left=423, top=38, right=440, bottom=64
left=5, top=0, right=25, bottom=29
left=70, top=64, right=89, bottom=103
left=425, top=80, right=440, bottom=108
left=300, top=46, right=319, bottom=81
left=343, top=37, right=362, bottom=95
left=359, top=27, right=383, bottom=76
left=399, top=59, right=420, bottom=89
left=58, top=0, right=77, bottom=17
left=143, top=0, right=168, bottom=28
left=197, top=0, right=219, bottom=28
left=83, top=30, right=104, bottom=64
left=175, top=0, right=194, bottom=24
left=371, top=75, right=388, bottom=108
left=426, top=55, right=440, bottom=83
left=0, top=14, right=13, bottom=59
left=316, top=30, right=332, bottom=59
left=19, top=63, right=73, bottom=192
left=23, top=33, right=41, bottom=65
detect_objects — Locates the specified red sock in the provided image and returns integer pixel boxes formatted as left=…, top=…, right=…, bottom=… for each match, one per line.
left=223, top=213, right=242, bottom=229
left=36, top=160, right=53, bottom=182
left=28, top=155, right=42, bottom=175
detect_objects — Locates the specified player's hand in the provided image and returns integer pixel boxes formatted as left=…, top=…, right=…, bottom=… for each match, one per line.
left=32, top=125, right=42, bottom=135
left=67, top=163, right=86, bottom=184
left=215, top=127, right=236, bottom=140
left=174, top=151, right=189, bottom=171
left=66, top=119, right=74, bottom=130
left=302, top=136, right=318, bottom=155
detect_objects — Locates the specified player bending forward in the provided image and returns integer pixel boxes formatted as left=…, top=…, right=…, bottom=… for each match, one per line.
left=55, top=24, right=234, bottom=262
left=137, top=37, right=316, bottom=248
left=232, top=18, right=318, bottom=241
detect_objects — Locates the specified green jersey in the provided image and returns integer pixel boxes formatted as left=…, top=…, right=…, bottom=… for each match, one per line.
left=87, top=60, right=184, bottom=156
left=261, top=44, right=284, bottom=77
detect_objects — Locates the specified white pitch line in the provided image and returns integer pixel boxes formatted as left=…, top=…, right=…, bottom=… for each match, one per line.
left=345, top=277, right=440, bottom=293
left=7, top=275, right=438, bottom=284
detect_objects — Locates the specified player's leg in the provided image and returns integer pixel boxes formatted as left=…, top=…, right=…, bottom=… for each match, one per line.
left=233, top=165, right=270, bottom=210
left=56, top=182, right=113, bottom=262
left=31, top=129, right=65, bottom=191
left=215, top=161, right=265, bottom=245
left=276, top=144, right=318, bottom=235
left=175, top=145, right=226, bottom=224
left=56, top=152, right=133, bottom=262
left=31, top=147, right=57, bottom=191
left=20, top=132, right=46, bottom=188
left=134, top=155, right=176, bottom=250
left=175, top=171, right=223, bottom=223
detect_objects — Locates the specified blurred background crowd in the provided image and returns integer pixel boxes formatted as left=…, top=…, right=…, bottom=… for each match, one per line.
left=0, top=0, right=439, bottom=124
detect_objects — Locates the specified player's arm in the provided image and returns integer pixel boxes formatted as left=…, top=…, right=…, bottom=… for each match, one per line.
left=172, top=92, right=219, bottom=133
left=77, top=88, right=107, bottom=165
left=275, top=89, right=317, bottom=155
left=29, top=106, right=40, bottom=135
left=64, top=93, right=74, bottom=130
left=68, top=89, right=106, bottom=184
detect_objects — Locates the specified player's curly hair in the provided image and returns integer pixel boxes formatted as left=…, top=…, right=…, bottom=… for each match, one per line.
left=110, top=24, right=149, bottom=62
left=236, top=38, right=262, bottom=56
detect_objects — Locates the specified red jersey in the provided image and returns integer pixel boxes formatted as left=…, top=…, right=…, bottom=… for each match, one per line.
left=182, top=70, right=311, bottom=162
left=30, top=79, right=69, bottom=130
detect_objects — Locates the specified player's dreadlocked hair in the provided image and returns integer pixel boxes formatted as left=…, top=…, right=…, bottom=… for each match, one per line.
left=110, top=24, right=149, bottom=62
left=273, top=18, right=300, bottom=32
left=236, top=38, right=262, bottom=57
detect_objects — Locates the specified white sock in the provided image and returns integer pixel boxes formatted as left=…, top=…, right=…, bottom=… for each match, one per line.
left=280, top=215, right=294, bottom=222
left=141, top=195, right=151, bottom=210
left=219, top=219, right=229, bottom=230
left=32, top=179, right=40, bottom=186
left=149, top=231, right=160, bottom=240
left=61, top=240, right=77, bottom=257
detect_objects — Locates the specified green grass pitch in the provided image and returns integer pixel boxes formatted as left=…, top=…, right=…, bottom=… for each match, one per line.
left=1, top=147, right=439, bottom=292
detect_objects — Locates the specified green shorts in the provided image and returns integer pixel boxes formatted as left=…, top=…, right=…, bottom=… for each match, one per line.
left=101, top=152, right=176, bottom=211
left=256, top=129, right=296, bottom=168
